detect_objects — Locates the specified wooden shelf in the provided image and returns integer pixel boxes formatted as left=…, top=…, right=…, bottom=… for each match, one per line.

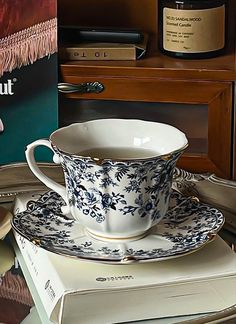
left=58, top=0, right=236, bottom=179
left=59, top=0, right=236, bottom=82
left=60, top=43, right=236, bottom=82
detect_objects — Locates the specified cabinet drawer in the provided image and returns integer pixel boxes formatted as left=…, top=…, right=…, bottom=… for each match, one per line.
left=59, top=77, right=233, bottom=179
left=59, top=75, right=229, bottom=103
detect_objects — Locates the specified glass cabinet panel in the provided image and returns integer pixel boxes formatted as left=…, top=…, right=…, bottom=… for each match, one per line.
left=59, top=99, right=208, bottom=154
left=58, top=80, right=232, bottom=179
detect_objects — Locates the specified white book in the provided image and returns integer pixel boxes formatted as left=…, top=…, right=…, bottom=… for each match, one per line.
left=13, top=192, right=236, bottom=324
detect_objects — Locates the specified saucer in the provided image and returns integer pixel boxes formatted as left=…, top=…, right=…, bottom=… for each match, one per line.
left=12, top=190, right=225, bottom=264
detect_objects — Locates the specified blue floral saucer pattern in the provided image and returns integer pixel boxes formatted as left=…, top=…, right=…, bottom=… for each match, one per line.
left=12, top=190, right=224, bottom=264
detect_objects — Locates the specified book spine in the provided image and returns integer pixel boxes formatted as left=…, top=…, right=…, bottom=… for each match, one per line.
left=59, top=47, right=136, bottom=60
left=14, top=231, right=64, bottom=322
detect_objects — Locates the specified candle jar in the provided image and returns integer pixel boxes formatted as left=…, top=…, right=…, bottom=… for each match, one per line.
left=158, top=0, right=227, bottom=59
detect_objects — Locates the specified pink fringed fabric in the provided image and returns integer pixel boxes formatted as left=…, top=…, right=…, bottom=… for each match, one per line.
left=0, top=17, right=57, bottom=77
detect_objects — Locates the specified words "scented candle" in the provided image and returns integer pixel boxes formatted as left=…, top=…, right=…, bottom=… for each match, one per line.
left=158, top=0, right=227, bottom=59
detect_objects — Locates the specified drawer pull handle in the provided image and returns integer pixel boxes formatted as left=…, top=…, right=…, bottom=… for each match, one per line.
left=58, top=82, right=105, bottom=94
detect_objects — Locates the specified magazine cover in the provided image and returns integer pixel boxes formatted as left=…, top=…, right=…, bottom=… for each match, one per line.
left=0, top=0, right=58, bottom=165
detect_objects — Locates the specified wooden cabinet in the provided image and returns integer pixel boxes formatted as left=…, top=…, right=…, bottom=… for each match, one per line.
left=58, top=0, right=236, bottom=179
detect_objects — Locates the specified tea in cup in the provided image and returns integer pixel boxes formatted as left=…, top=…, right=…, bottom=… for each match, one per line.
left=25, top=119, right=188, bottom=240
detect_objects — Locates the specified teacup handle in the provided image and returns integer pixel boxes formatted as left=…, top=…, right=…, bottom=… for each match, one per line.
left=25, top=139, right=70, bottom=214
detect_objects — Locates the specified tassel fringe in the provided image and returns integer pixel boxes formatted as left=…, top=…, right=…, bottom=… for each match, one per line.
left=0, top=18, right=57, bottom=77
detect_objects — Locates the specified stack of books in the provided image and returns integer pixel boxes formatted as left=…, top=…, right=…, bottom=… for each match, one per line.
left=13, top=192, right=236, bottom=324
left=59, top=27, right=148, bottom=61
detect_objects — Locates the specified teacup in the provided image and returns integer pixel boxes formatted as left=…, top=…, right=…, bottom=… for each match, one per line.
left=25, top=119, right=188, bottom=240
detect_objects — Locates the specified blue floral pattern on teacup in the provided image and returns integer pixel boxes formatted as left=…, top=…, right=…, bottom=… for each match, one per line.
left=56, top=150, right=181, bottom=225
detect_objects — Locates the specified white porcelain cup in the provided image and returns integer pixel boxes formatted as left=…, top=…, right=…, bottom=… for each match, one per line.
left=25, top=119, right=188, bottom=240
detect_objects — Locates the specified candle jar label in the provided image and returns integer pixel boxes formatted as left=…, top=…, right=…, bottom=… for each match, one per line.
left=163, top=6, right=225, bottom=53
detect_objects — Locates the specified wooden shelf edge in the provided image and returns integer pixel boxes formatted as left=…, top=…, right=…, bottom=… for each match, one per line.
left=60, top=54, right=236, bottom=81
